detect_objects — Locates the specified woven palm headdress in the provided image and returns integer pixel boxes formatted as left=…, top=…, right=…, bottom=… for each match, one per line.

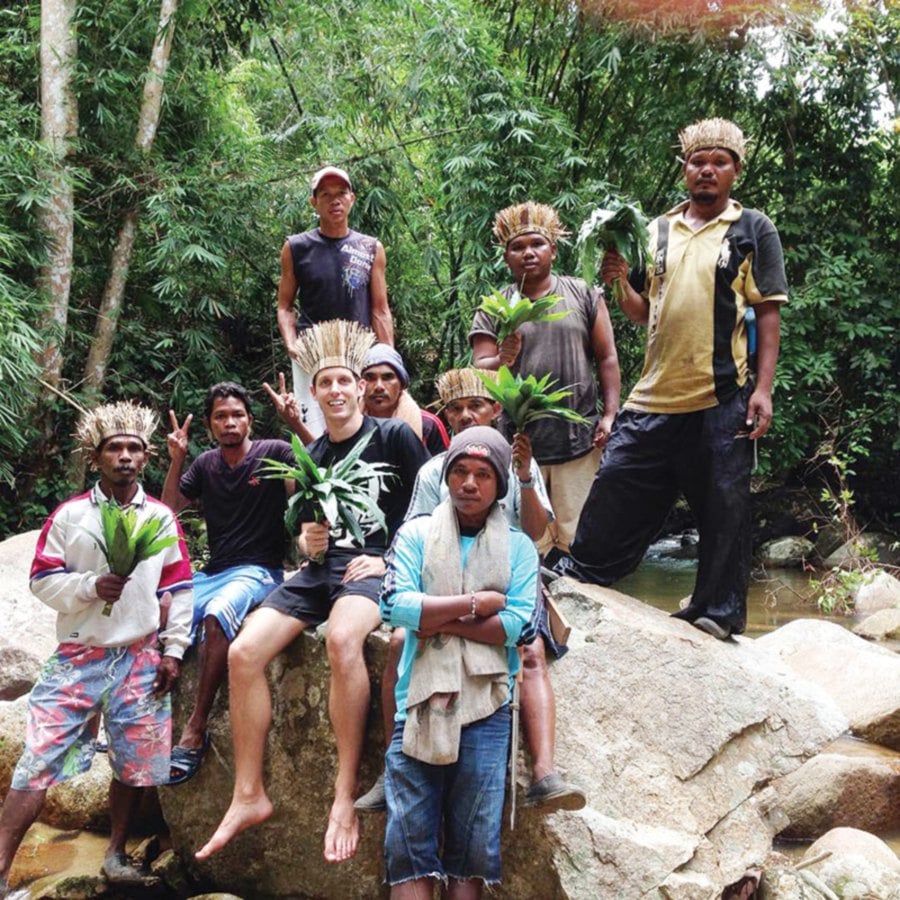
left=293, top=319, right=376, bottom=378
left=76, top=401, right=158, bottom=452
left=492, top=202, right=569, bottom=247
left=435, top=368, right=497, bottom=409
left=678, top=118, right=746, bottom=163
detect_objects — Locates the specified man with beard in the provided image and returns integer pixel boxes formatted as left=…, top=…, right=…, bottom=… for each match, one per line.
left=556, top=118, right=788, bottom=641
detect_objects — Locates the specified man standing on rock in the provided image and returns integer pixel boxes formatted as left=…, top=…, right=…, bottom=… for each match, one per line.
left=0, top=402, right=193, bottom=895
left=162, top=382, right=295, bottom=785
left=470, top=200, right=620, bottom=564
left=556, top=118, right=788, bottom=640
left=277, top=165, right=393, bottom=439
left=195, top=320, right=429, bottom=866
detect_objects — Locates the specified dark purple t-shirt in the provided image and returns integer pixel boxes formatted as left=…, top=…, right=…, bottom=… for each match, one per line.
left=179, top=439, right=295, bottom=573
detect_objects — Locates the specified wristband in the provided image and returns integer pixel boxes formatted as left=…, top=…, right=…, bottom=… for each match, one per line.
left=470, top=591, right=477, bottom=617
left=517, top=477, right=534, bottom=489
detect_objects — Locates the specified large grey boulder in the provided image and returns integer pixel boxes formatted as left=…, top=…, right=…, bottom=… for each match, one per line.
left=0, top=635, right=42, bottom=700
left=161, top=578, right=847, bottom=899
left=823, top=533, right=900, bottom=569
left=0, top=530, right=59, bottom=668
left=800, top=827, right=900, bottom=899
left=757, top=618, right=900, bottom=749
left=853, top=568, right=900, bottom=615
left=853, top=606, right=900, bottom=641
left=758, top=536, right=816, bottom=569
left=774, top=739, right=900, bottom=839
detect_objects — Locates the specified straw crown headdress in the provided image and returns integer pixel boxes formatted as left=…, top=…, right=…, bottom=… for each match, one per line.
left=293, top=319, right=375, bottom=377
left=493, top=202, right=569, bottom=247
left=77, top=401, right=158, bottom=452
left=436, top=368, right=497, bottom=408
left=678, top=118, right=746, bottom=163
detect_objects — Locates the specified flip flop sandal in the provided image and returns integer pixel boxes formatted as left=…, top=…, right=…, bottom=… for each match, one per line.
left=167, top=733, right=210, bottom=785
left=101, top=852, right=161, bottom=888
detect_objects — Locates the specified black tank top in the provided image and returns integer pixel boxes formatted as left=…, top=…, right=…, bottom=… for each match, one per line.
left=287, top=228, right=377, bottom=331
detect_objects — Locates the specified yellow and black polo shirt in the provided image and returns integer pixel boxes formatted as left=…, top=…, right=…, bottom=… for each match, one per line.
left=625, top=200, right=788, bottom=415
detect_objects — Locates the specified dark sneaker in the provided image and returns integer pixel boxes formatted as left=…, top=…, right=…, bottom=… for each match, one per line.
left=524, top=772, right=586, bottom=813
left=693, top=616, right=731, bottom=641
left=354, top=773, right=386, bottom=813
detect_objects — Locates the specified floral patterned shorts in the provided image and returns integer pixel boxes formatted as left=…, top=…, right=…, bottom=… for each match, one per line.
left=11, top=634, right=171, bottom=790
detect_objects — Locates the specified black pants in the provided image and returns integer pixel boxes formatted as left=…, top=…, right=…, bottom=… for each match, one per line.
left=561, top=384, right=753, bottom=634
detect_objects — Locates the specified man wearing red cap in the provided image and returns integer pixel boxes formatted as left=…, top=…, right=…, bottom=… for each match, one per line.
left=277, top=165, right=394, bottom=438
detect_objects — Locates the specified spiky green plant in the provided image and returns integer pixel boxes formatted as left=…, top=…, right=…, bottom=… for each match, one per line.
left=260, top=431, right=392, bottom=562
left=475, top=366, right=590, bottom=433
left=85, top=501, right=180, bottom=615
left=477, top=288, right=570, bottom=343
left=576, top=200, right=651, bottom=300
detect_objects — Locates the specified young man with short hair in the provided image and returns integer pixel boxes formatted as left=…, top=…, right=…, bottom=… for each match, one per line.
left=195, top=320, right=429, bottom=866
left=0, top=402, right=192, bottom=895
left=277, top=166, right=393, bottom=438
left=162, top=382, right=295, bottom=784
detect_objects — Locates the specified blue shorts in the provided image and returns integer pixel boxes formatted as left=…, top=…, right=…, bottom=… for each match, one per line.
left=384, top=705, right=510, bottom=887
left=192, top=565, right=283, bottom=642
left=12, top=635, right=171, bottom=790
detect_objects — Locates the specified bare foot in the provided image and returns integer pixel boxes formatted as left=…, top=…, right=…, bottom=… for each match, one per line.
left=195, top=793, right=273, bottom=860
left=323, top=796, right=359, bottom=863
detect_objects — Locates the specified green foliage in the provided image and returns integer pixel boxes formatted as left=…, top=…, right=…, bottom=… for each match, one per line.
left=476, top=366, right=589, bottom=433
left=476, top=288, right=569, bottom=342
left=259, top=431, right=392, bottom=557
left=0, top=0, right=896, bottom=540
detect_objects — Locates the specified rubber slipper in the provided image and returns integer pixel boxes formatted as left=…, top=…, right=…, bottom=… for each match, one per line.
left=168, top=733, right=210, bottom=785
left=101, top=852, right=160, bottom=888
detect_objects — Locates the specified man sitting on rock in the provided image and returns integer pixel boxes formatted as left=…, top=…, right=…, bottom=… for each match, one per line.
left=0, top=402, right=192, bottom=895
left=161, top=382, right=295, bottom=785
left=362, top=342, right=449, bottom=455
left=380, top=426, right=539, bottom=897
left=357, top=368, right=585, bottom=814
left=195, top=319, right=429, bottom=865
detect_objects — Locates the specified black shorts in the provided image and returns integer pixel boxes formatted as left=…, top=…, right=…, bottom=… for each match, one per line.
left=260, top=549, right=382, bottom=628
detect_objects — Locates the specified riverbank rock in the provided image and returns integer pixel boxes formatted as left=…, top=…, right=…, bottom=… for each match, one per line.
left=801, top=827, right=900, bottom=898
left=758, top=536, right=816, bottom=568
left=823, top=532, right=900, bottom=569
left=0, top=530, right=58, bottom=668
left=774, top=739, right=900, bottom=839
left=853, top=568, right=900, bottom=615
left=161, top=578, right=847, bottom=898
left=757, top=618, right=900, bottom=749
left=853, top=607, right=900, bottom=641
left=0, top=635, right=42, bottom=700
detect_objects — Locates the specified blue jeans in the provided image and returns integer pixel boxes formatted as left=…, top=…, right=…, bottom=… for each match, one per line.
left=384, top=705, right=510, bottom=887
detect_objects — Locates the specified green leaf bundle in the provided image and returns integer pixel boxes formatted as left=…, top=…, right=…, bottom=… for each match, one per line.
left=260, top=431, right=393, bottom=561
left=576, top=200, right=651, bottom=300
left=475, top=366, right=590, bottom=433
left=84, top=501, right=179, bottom=615
left=477, top=288, right=570, bottom=343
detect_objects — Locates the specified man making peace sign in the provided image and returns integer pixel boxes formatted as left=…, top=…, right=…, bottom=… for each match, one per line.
left=161, top=382, right=295, bottom=785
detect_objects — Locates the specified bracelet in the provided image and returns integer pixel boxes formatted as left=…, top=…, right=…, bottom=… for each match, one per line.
left=470, top=591, right=477, bottom=617
left=517, top=477, right=534, bottom=489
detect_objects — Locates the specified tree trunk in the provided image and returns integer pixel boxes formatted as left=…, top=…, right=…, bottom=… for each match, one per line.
left=34, top=0, right=78, bottom=446
left=81, top=0, right=179, bottom=397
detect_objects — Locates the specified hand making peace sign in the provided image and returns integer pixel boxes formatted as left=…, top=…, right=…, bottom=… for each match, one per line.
left=167, top=410, right=193, bottom=462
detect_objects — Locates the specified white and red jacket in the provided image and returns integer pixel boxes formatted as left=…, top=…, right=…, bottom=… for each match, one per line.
left=30, top=483, right=193, bottom=658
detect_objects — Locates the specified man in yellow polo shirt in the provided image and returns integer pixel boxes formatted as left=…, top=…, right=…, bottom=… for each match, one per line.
left=556, top=118, right=788, bottom=640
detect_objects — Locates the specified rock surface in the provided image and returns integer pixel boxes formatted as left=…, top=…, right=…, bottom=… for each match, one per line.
left=774, top=739, right=900, bottom=839
left=801, top=827, right=900, bottom=898
left=853, top=606, right=900, bottom=641
left=758, top=536, right=816, bottom=568
left=0, top=635, right=42, bottom=701
left=757, top=618, right=900, bottom=749
left=853, top=568, right=900, bottom=615
left=823, top=532, right=900, bottom=569
left=160, top=578, right=847, bottom=899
